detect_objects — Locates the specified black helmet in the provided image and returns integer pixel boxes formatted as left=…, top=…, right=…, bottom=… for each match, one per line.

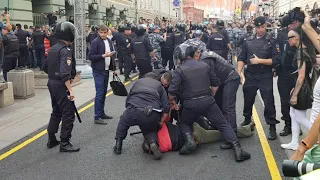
left=91, top=25, right=98, bottom=32
left=173, top=44, right=194, bottom=64
left=55, top=22, right=76, bottom=42
left=124, top=23, right=131, bottom=30
left=167, top=25, right=173, bottom=33
left=131, top=24, right=136, bottom=32
left=175, top=23, right=181, bottom=29
left=178, top=23, right=186, bottom=32
left=197, top=24, right=205, bottom=31
left=118, top=25, right=125, bottom=32
left=135, top=24, right=146, bottom=36
left=216, top=20, right=224, bottom=27
left=190, top=23, right=197, bottom=30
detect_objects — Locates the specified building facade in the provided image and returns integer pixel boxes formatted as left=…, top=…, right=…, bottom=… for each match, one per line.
left=0, top=0, right=182, bottom=27
left=183, top=1, right=204, bottom=23
left=278, top=0, right=318, bottom=15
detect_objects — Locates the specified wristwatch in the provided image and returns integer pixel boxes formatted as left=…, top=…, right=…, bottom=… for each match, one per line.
left=301, top=139, right=312, bottom=150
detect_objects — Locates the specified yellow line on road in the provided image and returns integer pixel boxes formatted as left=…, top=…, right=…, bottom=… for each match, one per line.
left=252, top=106, right=282, bottom=180
left=0, top=75, right=139, bottom=161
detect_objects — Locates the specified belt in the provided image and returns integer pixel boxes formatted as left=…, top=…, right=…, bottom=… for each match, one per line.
left=191, top=95, right=208, bottom=100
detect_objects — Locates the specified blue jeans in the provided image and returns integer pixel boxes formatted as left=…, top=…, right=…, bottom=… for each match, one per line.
left=28, top=49, right=36, bottom=68
left=93, top=70, right=109, bottom=120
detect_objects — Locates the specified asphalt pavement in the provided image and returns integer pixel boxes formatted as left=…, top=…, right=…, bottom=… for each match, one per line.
left=0, top=77, right=291, bottom=180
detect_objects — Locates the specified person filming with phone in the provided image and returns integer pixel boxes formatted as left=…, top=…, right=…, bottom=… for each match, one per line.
left=88, top=25, right=116, bottom=125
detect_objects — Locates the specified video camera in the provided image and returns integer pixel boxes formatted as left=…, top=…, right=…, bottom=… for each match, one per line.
left=282, top=160, right=320, bottom=177
left=282, top=7, right=319, bottom=29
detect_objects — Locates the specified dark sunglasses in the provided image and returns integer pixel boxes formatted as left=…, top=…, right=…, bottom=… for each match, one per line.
left=288, top=36, right=295, bottom=39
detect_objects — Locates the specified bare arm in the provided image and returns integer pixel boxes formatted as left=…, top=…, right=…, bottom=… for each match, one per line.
left=292, top=60, right=306, bottom=97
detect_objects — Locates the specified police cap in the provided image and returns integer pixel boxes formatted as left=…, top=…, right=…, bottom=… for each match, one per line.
left=124, top=24, right=131, bottom=30
left=167, top=25, right=173, bottom=33
left=55, top=22, right=76, bottom=42
left=280, top=15, right=290, bottom=27
left=118, top=24, right=125, bottom=32
left=254, top=16, right=266, bottom=27
left=135, top=24, right=146, bottom=36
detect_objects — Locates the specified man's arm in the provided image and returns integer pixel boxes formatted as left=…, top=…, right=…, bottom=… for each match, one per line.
left=168, top=70, right=182, bottom=106
left=59, top=48, right=74, bottom=100
left=88, top=40, right=104, bottom=61
left=159, top=85, right=170, bottom=124
left=237, top=42, right=248, bottom=73
left=207, top=62, right=220, bottom=95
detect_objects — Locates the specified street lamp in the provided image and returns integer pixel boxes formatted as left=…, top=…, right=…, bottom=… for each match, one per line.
left=110, top=5, right=116, bottom=15
left=305, top=4, right=310, bottom=12
left=91, top=0, right=98, bottom=11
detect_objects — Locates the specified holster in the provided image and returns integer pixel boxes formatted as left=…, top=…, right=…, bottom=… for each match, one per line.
left=144, top=105, right=153, bottom=116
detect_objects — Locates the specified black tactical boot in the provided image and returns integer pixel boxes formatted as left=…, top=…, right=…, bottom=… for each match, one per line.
left=179, top=133, right=197, bottom=154
left=124, top=76, right=131, bottom=82
left=149, top=142, right=163, bottom=160
left=47, top=134, right=60, bottom=149
left=113, top=138, right=123, bottom=154
left=268, top=125, right=277, bottom=140
left=220, top=142, right=232, bottom=149
left=241, top=119, right=252, bottom=126
left=142, top=141, right=151, bottom=154
left=232, top=142, right=251, bottom=162
left=59, top=139, right=80, bottom=152
left=279, top=124, right=292, bottom=136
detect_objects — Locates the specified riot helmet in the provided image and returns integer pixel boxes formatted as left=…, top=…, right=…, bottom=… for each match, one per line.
left=173, top=44, right=194, bottom=64
left=178, top=23, right=186, bottom=32
left=167, top=25, right=173, bottom=33
left=135, top=24, right=146, bottom=36
left=55, top=22, right=76, bottom=42
left=216, top=20, right=224, bottom=28
left=118, top=24, right=125, bottom=32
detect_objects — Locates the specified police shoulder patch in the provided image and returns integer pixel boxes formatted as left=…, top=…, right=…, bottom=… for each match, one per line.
left=67, top=57, right=72, bottom=66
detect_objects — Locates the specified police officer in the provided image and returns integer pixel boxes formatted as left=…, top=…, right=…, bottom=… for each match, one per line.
left=195, top=24, right=208, bottom=43
left=130, top=25, right=137, bottom=73
left=168, top=44, right=250, bottom=162
left=1, top=25, right=19, bottom=81
left=149, top=25, right=166, bottom=69
left=161, top=25, right=175, bottom=70
left=276, top=15, right=296, bottom=136
left=130, top=25, right=156, bottom=78
left=217, top=20, right=232, bottom=62
left=42, top=22, right=79, bottom=152
left=187, top=23, right=197, bottom=40
left=237, top=16, right=280, bottom=140
left=183, top=30, right=207, bottom=53
left=15, top=23, right=31, bottom=68
left=112, top=25, right=125, bottom=74
left=174, top=23, right=187, bottom=48
left=237, top=25, right=253, bottom=48
left=118, top=24, right=133, bottom=82
left=206, top=24, right=228, bottom=59
left=113, top=73, right=170, bottom=160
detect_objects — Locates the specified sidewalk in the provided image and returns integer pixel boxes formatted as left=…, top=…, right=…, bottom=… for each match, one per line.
left=0, top=70, right=137, bottom=150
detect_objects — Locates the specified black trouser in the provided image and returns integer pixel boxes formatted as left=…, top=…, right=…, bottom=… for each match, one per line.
left=161, top=48, right=174, bottom=70
left=277, top=70, right=295, bottom=126
left=18, top=44, right=28, bottom=67
left=47, top=79, right=75, bottom=140
left=117, top=49, right=124, bottom=70
left=122, top=53, right=132, bottom=78
left=136, top=58, right=152, bottom=79
left=215, top=77, right=240, bottom=131
left=115, top=106, right=161, bottom=143
left=2, top=56, right=17, bottom=81
left=243, top=72, right=279, bottom=125
left=132, top=61, right=137, bottom=71
left=179, top=96, right=238, bottom=143
left=35, top=45, right=45, bottom=68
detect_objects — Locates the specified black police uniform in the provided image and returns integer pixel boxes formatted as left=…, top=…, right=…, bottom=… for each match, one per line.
left=169, top=54, right=250, bottom=161
left=201, top=51, right=240, bottom=131
left=118, top=32, right=132, bottom=81
left=130, top=29, right=154, bottom=79
left=42, top=22, right=79, bottom=152
left=114, top=77, right=170, bottom=159
left=206, top=32, right=228, bottom=59
left=2, top=32, right=19, bottom=81
left=161, top=27, right=175, bottom=70
left=112, top=29, right=124, bottom=74
left=238, top=18, right=280, bottom=138
left=15, top=28, right=30, bottom=67
left=276, top=28, right=296, bottom=134
left=174, top=25, right=187, bottom=48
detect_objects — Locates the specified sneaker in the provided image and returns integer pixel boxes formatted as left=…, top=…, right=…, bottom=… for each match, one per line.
left=281, top=143, right=299, bottom=150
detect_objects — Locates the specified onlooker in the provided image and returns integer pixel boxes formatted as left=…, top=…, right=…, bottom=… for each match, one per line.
left=0, top=13, right=10, bottom=75
left=32, top=26, right=48, bottom=69
left=88, top=24, right=115, bottom=124
left=41, top=11, right=57, bottom=28
left=15, top=23, right=31, bottom=68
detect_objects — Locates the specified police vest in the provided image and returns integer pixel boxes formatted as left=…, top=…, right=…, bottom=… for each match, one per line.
left=174, top=31, right=185, bottom=47
left=246, top=34, right=274, bottom=73
left=178, top=62, right=212, bottom=100
left=46, top=43, right=68, bottom=80
left=132, top=35, right=150, bottom=59
left=130, top=78, right=161, bottom=99
left=3, top=33, right=19, bottom=56
left=163, top=32, right=174, bottom=49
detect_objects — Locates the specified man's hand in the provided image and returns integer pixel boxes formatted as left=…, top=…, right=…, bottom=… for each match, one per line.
left=250, top=54, right=261, bottom=64
left=240, top=72, right=246, bottom=85
left=103, top=52, right=114, bottom=58
left=68, top=91, right=75, bottom=101
left=302, top=11, right=312, bottom=31
left=290, top=94, right=297, bottom=106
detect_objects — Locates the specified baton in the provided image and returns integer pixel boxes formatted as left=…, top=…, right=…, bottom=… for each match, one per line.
left=73, top=101, right=82, bottom=123
left=129, top=131, right=143, bottom=136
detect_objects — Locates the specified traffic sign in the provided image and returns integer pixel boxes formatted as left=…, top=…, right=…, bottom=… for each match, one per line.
left=173, top=0, right=180, bottom=7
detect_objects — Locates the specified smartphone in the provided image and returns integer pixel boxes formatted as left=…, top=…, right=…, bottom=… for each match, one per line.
left=4, top=7, right=8, bottom=14
left=111, top=51, right=116, bottom=54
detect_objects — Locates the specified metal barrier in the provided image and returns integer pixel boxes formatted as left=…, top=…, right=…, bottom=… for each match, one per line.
left=32, top=13, right=47, bottom=27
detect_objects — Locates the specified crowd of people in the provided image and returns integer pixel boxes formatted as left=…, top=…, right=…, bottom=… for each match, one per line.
left=2, top=6, right=320, bottom=177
